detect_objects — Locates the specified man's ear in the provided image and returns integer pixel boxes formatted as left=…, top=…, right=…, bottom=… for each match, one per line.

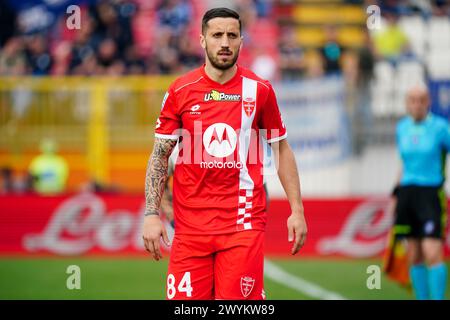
left=200, top=34, right=206, bottom=49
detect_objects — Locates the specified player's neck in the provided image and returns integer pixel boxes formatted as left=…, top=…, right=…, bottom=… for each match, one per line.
left=203, top=63, right=238, bottom=85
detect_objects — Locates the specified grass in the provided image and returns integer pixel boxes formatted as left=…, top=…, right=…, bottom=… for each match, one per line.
left=0, top=257, right=448, bottom=300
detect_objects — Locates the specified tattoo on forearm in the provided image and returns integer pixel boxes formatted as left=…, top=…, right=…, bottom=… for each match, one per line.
left=160, top=183, right=173, bottom=214
left=145, top=138, right=177, bottom=216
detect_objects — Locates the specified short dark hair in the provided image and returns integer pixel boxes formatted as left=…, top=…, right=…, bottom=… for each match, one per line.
left=201, top=7, right=241, bottom=35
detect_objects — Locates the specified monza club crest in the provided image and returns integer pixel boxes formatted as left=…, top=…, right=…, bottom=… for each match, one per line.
left=240, top=276, right=255, bottom=298
left=243, top=97, right=255, bottom=117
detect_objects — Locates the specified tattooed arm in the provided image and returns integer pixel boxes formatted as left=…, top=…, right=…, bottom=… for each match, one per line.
left=143, top=138, right=177, bottom=261
left=161, top=179, right=174, bottom=224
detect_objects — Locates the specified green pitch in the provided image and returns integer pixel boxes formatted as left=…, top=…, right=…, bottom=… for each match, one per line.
left=0, top=257, right=449, bottom=300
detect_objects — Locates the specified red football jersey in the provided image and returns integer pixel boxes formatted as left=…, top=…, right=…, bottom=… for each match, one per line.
left=155, top=64, right=287, bottom=235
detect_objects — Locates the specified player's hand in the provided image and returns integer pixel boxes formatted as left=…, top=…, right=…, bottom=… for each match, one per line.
left=142, top=215, right=170, bottom=261
left=287, top=211, right=307, bottom=255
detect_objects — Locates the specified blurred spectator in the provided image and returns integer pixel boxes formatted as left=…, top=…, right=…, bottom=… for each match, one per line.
left=343, top=29, right=375, bottom=155
left=0, top=166, right=35, bottom=194
left=304, top=51, right=325, bottom=79
left=152, top=26, right=181, bottom=74
left=237, top=0, right=258, bottom=27
left=177, top=30, right=203, bottom=72
left=90, top=0, right=135, bottom=56
left=97, top=37, right=126, bottom=75
left=156, top=46, right=180, bottom=74
left=24, top=34, right=52, bottom=75
left=356, top=29, right=375, bottom=129
left=157, top=0, right=193, bottom=34
left=106, top=60, right=126, bottom=76
left=431, top=0, right=450, bottom=16
left=320, top=25, right=344, bottom=74
left=124, top=45, right=147, bottom=75
left=358, top=30, right=375, bottom=86
left=408, top=0, right=433, bottom=17
left=235, top=0, right=258, bottom=46
left=72, top=52, right=101, bottom=75
left=377, top=0, right=450, bottom=18
left=68, top=16, right=98, bottom=74
left=372, top=9, right=410, bottom=63
left=28, top=139, right=69, bottom=195
left=51, top=41, right=71, bottom=76
left=0, top=37, right=27, bottom=75
left=97, top=38, right=118, bottom=67
left=278, top=24, right=305, bottom=80
left=0, top=0, right=17, bottom=47
left=0, top=0, right=281, bottom=76
left=342, top=51, right=359, bottom=87
left=253, top=0, right=272, bottom=18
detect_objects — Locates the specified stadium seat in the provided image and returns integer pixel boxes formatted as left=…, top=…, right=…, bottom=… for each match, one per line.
left=371, top=61, right=396, bottom=116
left=427, top=17, right=450, bottom=50
left=398, top=15, right=426, bottom=38
left=426, top=50, right=450, bottom=80
left=374, top=61, right=395, bottom=84
left=398, top=15, right=426, bottom=59
left=337, top=27, right=365, bottom=48
left=371, top=84, right=394, bottom=117
left=296, top=26, right=364, bottom=48
left=296, top=27, right=325, bottom=47
left=292, top=5, right=365, bottom=25
left=291, top=2, right=365, bottom=49
left=395, top=60, right=425, bottom=85
left=393, top=60, right=426, bottom=115
left=372, top=60, right=427, bottom=117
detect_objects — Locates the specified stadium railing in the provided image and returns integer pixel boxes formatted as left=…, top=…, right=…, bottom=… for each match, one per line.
left=0, top=76, right=175, bottom=192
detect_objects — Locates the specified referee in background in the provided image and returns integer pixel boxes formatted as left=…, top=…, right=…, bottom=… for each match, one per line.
left=393, top=83, right=449, bottom=300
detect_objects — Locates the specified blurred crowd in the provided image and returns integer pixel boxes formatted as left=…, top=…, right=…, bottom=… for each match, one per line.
left=0, top=0, right=449, bottom=80
left=0, top=0, right=204, bottom=76
left=376, top=0, right=450, bottom=17
left=0, top=0, right=273, bottom=77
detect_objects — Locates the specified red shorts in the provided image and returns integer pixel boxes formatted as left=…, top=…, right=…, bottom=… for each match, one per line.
left=166, top=230, right=265, bottom=300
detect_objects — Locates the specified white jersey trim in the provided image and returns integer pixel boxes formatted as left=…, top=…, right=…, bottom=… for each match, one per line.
left=155, top=133, right=180, bottom=140
left=267, top=132, right=288, bottom=144
left=236, top=76, right=257, bottom=231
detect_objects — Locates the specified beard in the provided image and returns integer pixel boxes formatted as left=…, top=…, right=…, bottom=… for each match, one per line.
left=205, top=44, right=240, bottom=70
